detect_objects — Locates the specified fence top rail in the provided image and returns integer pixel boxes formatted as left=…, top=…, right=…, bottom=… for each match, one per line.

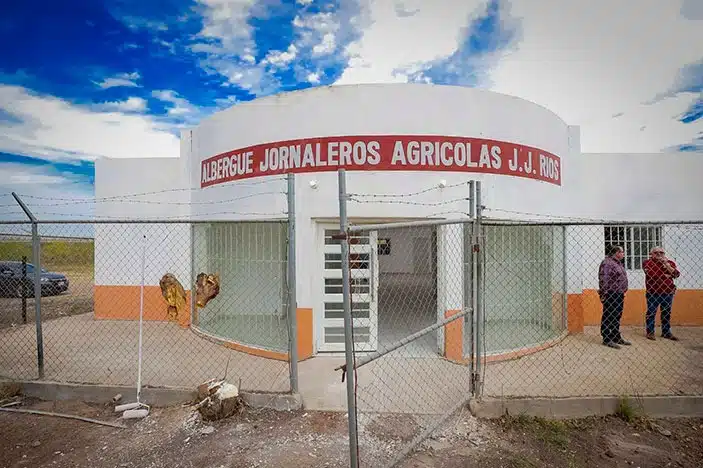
left=348, top=217, right=473, bottom=232
left=481, top=217, right=703, bottom=227
left=0, top=218, right=289, bottom=225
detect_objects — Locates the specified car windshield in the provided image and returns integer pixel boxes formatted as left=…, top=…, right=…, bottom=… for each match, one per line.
left=25, top=265, right=47, bottom=273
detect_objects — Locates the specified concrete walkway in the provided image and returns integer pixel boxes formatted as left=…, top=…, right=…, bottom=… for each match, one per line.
left=0, top=313, right=290, bottom=392
left=1, top=315, right=701, bottom=413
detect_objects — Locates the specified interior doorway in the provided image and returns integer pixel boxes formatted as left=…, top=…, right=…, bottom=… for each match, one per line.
left=377, top=226, right=439, bottom=357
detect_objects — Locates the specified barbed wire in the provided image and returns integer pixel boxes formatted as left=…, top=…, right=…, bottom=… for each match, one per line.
left=348, top=197, right=468, bottom=207
left=2, top=210, right=287, bottom=221
left=3, top=175, right=286, bottom=204
left=348, top=181, right=467, bottom=198
left=0, top=191, right=287, bottom=208
left=483, top=207, right=703, bottom=227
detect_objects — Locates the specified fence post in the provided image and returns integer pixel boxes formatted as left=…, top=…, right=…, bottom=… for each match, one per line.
left=21, top=256, right=27, bottom=324
left=338, top=169, right=359, bottom=468
left=464, top=181, right=475, bottom=394
left=562, top=225, right=568, bottom=331
left=473, top=182, right=484, bottom=398
left=11, top=192, right=44, bottom=380
left=286, top=173, right=299, bottom=394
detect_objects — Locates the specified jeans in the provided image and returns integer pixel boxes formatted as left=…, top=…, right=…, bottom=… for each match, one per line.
left=646, top=293, right=674, bottom=336
left=601, top=292, right=625, bottom=343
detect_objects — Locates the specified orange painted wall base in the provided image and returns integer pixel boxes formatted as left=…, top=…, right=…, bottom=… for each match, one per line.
left=94, top=285, right=191, bottom=328
left=567, top=289, right=703, bottom=334
left=443, top=309, right=464, bottom=363
left=442, top=309, right=569, bottom=365
left=94, top=285, right=315, bottom=363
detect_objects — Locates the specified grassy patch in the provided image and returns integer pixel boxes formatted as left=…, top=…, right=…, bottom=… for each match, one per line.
left=0, top=381, right=22, bottom=400
left=0, top=240, right=94, bottom=270
left=614, top=395, right=642, bottom=423
left=502, top=413, right=570, bottom=450
left=507, top=455, right=540, bottom=468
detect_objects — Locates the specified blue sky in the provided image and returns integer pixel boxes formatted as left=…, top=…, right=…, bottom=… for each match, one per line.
left=0, top=0, right=701, bottom=221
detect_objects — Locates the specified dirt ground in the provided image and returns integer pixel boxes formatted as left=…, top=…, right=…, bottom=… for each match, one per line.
left=0, top=392, right=701, bottom=468
left=0, top=267, right=94, bottom=329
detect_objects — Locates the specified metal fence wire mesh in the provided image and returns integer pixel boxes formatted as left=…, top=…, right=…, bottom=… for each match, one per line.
left=0, top=221, right=292, bottom=393
left=2, top=175, right=703, bottom=468
left=335, top=224, right=474, bottom=468
left=0, top=223, right=37, bottom=381
left=480, top=221, right=703, bottom=399
left=336, top=172, right=703, bottom=467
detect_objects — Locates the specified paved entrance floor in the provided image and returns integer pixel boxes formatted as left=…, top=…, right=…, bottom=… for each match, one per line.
left=481, top=325, right=703, bottom=398
left=300, top=326, right=703, bottom=412
left=1, top=315, right=701, bottom=413
left=0, top=313, right=290, bottom=393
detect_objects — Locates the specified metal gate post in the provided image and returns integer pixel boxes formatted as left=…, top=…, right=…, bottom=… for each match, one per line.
left=464, top=181, right=476, bottom=395
left=473, top=182, right=484, bottom=398
left=337, top=169, right=359, bottom=468
left=286, top=173, right=299, bottom=394
left=11, top=192, right=44, bottom=379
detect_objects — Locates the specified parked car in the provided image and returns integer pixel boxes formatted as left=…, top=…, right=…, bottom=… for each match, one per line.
left=0, top=261, right=69, bottom=298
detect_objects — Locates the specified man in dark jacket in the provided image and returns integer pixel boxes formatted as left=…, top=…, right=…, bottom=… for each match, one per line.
left=643, top=246, right=680, bottom=341
left=598, top=245, right=630, bottom=349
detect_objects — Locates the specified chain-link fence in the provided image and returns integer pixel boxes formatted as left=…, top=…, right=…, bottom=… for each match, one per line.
left=480, top=220, right=703, bottom=399
left=0, top=223, right=37, bottom=381
left=336, top=170, right=703, bottom=467
left=336, top=222, right=474, bottom=468
left=334, top=171, right=480, bottom=468
left=0, top=220, right=294, bottom=394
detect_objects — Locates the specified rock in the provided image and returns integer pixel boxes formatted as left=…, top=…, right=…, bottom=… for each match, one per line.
left=31, top=441, right=40, bottom=447
left=234, top=423, right=252, bottom=433
left=196, top=381, right=243, bottom=421
left=200, top=426, right=215, bottom=435
left=651, top=423, right=672, bottom=437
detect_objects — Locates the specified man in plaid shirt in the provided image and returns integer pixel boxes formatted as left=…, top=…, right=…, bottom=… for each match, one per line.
left=643, top=246, right=680, bottom=341
left=598, top=245, right=630, bottom=349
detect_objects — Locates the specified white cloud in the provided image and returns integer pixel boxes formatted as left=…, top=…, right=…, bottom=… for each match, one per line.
left=151, top=90, right=197, bottom=116
left=306, top=72, right=321, bottom=84
left=312, top=32, right=336, bottom=56
left=0, top=85, right=179, bottom=161
left=334, top=0, right=702, bottom=152
left=195, top=0, right=257, bottom=56
left=580, top=92, right=702, bottom=153
left=335, top=0, right=489, bottom=85
left=485, top=0, right=703, bottom=151
left=262, top=44, right=299, bottom=67
left=95, top=97, right=148, bottom=113
left=191, top=1, right=364, bottom=93
left=95, top=72, right=141, bottom=89
left=297, top=0, right=313, bottom=5
left=0, top=163, right=95, bottom=222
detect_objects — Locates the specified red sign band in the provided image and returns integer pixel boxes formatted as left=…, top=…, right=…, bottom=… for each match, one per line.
left=200, top=135, right=562, bottom=188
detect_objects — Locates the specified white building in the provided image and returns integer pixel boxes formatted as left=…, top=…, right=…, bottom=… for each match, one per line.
left=94, top=84, right=703, bottom=364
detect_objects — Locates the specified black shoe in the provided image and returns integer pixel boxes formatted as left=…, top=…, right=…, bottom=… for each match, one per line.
left=604, top=341, right=621, bottom=349
left=646, top=333, right=656, bottom=341
left=662, top=334, right=679, bottom=341
left=616, top=338, right=631, bottom=346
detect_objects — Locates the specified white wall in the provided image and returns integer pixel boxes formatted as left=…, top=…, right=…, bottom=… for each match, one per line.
left=94, top=155, right=191, bottom=288
left=664, top=226, right=703, bottom=289
left=564, top=152, right=703, bottom=293
left=576, top=224, right=703, bottom=291
left=378, top=227, right=433, bottom=274
left=186, top=84, right=573, bottom=313
left=564, top=152, right=703, bottom=221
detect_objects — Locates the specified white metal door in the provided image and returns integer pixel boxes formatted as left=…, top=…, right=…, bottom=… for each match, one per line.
left=319, top=226, right=378, bottom=352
